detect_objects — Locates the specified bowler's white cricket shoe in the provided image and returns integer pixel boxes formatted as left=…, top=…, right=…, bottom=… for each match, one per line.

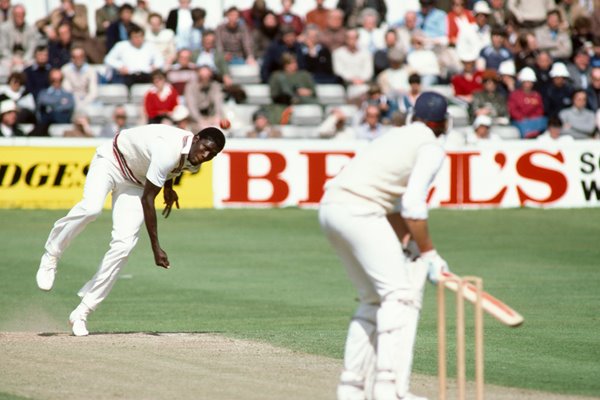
left=36, top=253, right=58, bottom=291
left=69, top=310, right=89, bottom=337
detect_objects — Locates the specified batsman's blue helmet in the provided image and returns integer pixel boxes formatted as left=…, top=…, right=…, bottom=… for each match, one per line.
left=413, top=92, right=448, bottom=122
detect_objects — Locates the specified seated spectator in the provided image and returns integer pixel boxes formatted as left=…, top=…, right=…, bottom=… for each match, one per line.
left=63, top=113, right=95, bottom=137
left=543, top=62, right=574, bottom=118
left=514, top=32, right=540, bottom=72
left=508, top=67, right=546, bottom=138
left=586, top=67, right=600, bottom=112
left=166, top=0, right=194, bottom=50
left=569, top=15, right=593, bottom=57
left=395, top=10, right=421, bottom=56
left=507, top=0, right=555, bottom=30
left=398, top=73, right=422, bottom=115
left=253, top=11, right=280, bottom=61
left=132, top=0, right=151, bottom=31
left=105, top=4, right=135, bottom=53
left=306, top=0, right=329, bottom=30
left=168, top=104, right=193, bottom=131
left=167, top=48, right=197, bottom=96
left=24, top=46, right=51, bottom=101
left=332, top=29, right=373, bottom=85
left=143, top=70, right=178, bottom=124
left=373, top=29, right=400, bottom=77
left=99, top=104, right=130, bottom=137
left=145, top=13, right=176, bottom=68
left=104, top=24, right=164, bottom=87
left=498, top=59, right=517, bottom=95
left=338, top=0, right=387, bottom=29
left=247, top=109, right=282, bottom=138
left=356, top=104, right=386, bottom=140
left=0, top=72, right=36, bottom=124
left=301, top=24, right=340, bottom=84
left=465, top=115, right=501, bottom=144
left=0, top=0, right=11, bottom=24
left=261, top=24, right=304, bottom=83
left=184, top=65, right=223, bottom=129
left=0, top=4, right=37, bottom=75
left=416, top=0, right=448, bottom=49
left=176, top=7, right=206, bottom=56
left=269, top=53, right=317, bottom=106
left=241, top=0, right=269, bottom=31
left=0, top=99, right=25, bottom=137
left=589, top=36, right=600, bottom=69
left=470, top=70, right=509, bottom=124
left=533, top=50, right=553, bottom=94
left=456, top=1, right=492, bottom=56
left=61, top=47, right=98, bottom=111
left=556, top=0, right=586, bottom=31
left=447, top=0, right=474, bottom=47
left=567, top=49, right=592, bottom=90
left=279, top=0, right=303, bottom=36
left=195, top=30, right=232, bottom=87
left=535, top=10, right=572, bottom=62
left=479, top=25, right=512, bottom=71
left=216, top=6, right=256, bottom=66
left=359, top=84, right=399, bottom=125
left=48, top=23, right=73, bottom=68
left=489, top=0, right=507, bottom=27
left=559, top=89, right=596, bottom=139
left=537, top=116, right=574, bottom=142
left=357, top=8, right=386, bottom=54
left=320, top=8, right=346, bottom=52
left=95, top=0, right=119, bottom=42
left=377, top=48, right=411, bottom=102
left=451, top=49, right=483, bottom=103
left=318, top=107, right=356, bottom=139
left=407, top=33, right=441, bottom=87
left=36, top=68, right=75, bottom=129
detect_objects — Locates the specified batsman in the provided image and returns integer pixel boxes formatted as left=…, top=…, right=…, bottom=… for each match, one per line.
left=319, top=92, right=451, bottom=400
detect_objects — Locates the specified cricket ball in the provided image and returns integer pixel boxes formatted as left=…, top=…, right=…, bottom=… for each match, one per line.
left=219, top=119, right=231, bottom=130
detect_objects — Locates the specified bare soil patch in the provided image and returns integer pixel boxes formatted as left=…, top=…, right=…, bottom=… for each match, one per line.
left=0, top=332, right=596, bottom=400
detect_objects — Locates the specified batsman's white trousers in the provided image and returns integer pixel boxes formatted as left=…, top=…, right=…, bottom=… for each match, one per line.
left=319, top=203, right=428, bottom=400
left=44, top=152, right=145, bottom=311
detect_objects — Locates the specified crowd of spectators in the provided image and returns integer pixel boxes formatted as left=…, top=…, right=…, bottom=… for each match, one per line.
left=0, top=0, right=598, bottom=143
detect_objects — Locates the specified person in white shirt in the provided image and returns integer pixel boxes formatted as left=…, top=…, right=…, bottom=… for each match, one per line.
left=104, top=24, right=164, bottom=87
left=357, top=8, right=386, bottom=54
left=333, top=29, right=374, bottom=85
left=319, top=92, right=451, bottom=400
left=537, top=115, right=575, bottom=142
left=36, top=125, right=226, bottom=336
left=61, top=47, right=98, bottom=111
left=465, top=114, right=501, bottom=144
left=145, top=13, right=176, bottom=69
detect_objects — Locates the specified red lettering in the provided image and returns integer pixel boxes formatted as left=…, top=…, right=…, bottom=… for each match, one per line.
left=298, top=151, right=354, bottom=205
left=224, top=151, right=289, bottom=204
left=516, top=150, right=567, bottom=205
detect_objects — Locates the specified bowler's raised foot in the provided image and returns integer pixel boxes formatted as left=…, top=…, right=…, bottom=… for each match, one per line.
left=36, top=253, right=58, bottom=291
left=69, top=310, right=89, bottom=337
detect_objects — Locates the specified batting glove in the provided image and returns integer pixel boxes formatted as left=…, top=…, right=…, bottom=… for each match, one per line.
left=420, top=249, right=449, bottom=284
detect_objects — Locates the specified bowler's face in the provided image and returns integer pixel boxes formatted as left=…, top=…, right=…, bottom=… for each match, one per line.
left=188, top=138, right=220, bottom=166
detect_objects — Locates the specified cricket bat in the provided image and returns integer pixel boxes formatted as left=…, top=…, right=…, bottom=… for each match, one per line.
left=440, top=271, right=524, bottom=327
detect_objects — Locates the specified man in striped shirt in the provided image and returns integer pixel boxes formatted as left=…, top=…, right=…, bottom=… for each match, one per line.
left=36, top=124, right=225, bottom=336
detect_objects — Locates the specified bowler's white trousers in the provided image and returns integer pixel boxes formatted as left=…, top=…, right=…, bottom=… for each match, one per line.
left=44, top=150, right=145, bottom=311
left=319, top=203, right=428, bottom=400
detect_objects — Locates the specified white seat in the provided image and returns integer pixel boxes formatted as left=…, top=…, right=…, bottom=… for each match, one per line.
left=229, top=64, right=261, bottom=84
left=97, top=84, right=129, bottom=105
left=48, top=123, right=74, bottom=137
left=130, top=83, right=153, bottom=104
left=85, top=104, right=109, bottom=125
left=448, top=104, right=469, bottom=127
left=491, top=125, right=520, bottom=140
left=242, top=84, right=272, bottom=105
left=281, top=125, right=320, bottom=139
left=428, top=84, right=454, bottom=98
left=346, top=84, right=369, bottom=100
left=229, top=103, right=261, bottom=126
left=316, top=84, right=346, bottom=105
left=290, top=104, right=323, bottom=126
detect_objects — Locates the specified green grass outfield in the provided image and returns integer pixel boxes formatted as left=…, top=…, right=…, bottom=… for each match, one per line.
left=1, top=208, right=599, bottom=397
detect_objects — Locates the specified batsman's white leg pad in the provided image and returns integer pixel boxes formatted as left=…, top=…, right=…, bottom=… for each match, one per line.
left=407, top=260, right=429, bottom=310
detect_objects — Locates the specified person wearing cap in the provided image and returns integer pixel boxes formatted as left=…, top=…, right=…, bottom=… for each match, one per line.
left=479, top=25, right=512, bottom=71
left=471, top=69, right=509, bottom=124
left=169, top=104, right=192, bottom=131
left=320, top=91, right=451, bottom=400
left=543, top=62, right=574, bottom=118
left=247, top=109, right=282, bottom=139
left=567, top=49, right=592, bottom=90
left=0, top=99, right=24, bottom=137
left=470, top=1, right=493, bottom=51
left=558, top=89, right=597, bottom=139
left=535, top=10, right=572, bottom=62
left=508, top=66, right=547, bottom=138
left=215, top=6, right=256, bottom=66
left=465, top=114, right=501, bottom=144
left=497, top=59, right=517, bottom=94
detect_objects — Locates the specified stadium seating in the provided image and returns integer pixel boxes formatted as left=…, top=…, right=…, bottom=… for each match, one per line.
left=48, top=123, right=74, bottom=137
left=316, top=84, right=346, bottom=105
left=130, top=83, right=153, bottom=105
left=290, top=104, right=324, bottom=126
left=97, top=84, right=129, bottom=105
left=281, top=125, right=320, bottom=139
left=242, top=84, right=272, bottom=105
left=229, top=64, right=261, bottom=84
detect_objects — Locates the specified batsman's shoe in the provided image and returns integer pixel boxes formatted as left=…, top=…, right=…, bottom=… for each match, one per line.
left=36, top=253, right=59, bottom=291
left=69, top=310, right=89, bottom=337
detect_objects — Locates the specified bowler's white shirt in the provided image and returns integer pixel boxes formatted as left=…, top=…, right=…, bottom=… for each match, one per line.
left=104, top=41, right=165, bottom=74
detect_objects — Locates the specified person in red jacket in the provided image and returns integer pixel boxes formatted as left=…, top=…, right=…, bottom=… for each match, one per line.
left=508, top=66, right=547, bottom=138
left=144, top=69, right=178, bottom=124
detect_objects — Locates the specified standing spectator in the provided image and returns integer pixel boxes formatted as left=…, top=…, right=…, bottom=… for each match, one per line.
left=105, top=4, right=135, bottom=53
left=337, top=0, right=387, bottom=28
left=306, top=0, right=329, bottom=30
left=177, top=8, right=206, bottom=56
left=559, top=89, right=597, bottom=139
left=184, top=65, right=223, bottom=129
left=36, top=68, right=75, bottom=128
left=279, top=0, right=304, bottom=36
left=320, top=8, right=347, bottom=52
left=543, top=62, right=574, bottom=118
left=195, top=30, right=232, bottom=86
left=99, top=104, right=130, bottom=137
left=535, top=10, right=572, bottom=62
left=447, top=0, right=475, bottom=47
left=333, top=29, right=373, bottom=85
left=0, top=4, right=37, bottom=75
left=143, top=70, right=178, bottom=124
left=318, top=107, right=356, bottom=139
left=261, top=24, right=304, bottom=83
left=302, top=24, right=339, bottom=84
left=507, top=0, right=556, bottom=30
left=167, top=48, right=197, bottom=97
left=241, top=0, right=269, bottom=31
left=132, top=0, right=152, bottom=31
left=373, top=29, right=399, bottom=77
left=269, top=53, right=317, bottom=106
left=246, top=109, right=282, bottom=138
left=357, top=8, right=386, bottom=54
left=0, top=72, right=36, bottom=123
left=567, top=49, right=592, bottom=89
left=470, top=70, right=509, bottom=124
left=253, top=11, right=280, bottom=61
left=145, top=13, right=176, bottom=68
left=24, top=46, right=51, bottom=101
left=61, top=47, right=98, bottom=111
left=508, top=67, right=546, bottom=138
left=464, top=115, right=501, bottom=145
left=586, top=67, right=600, bottom=112
left=104, top=25, right=164, bottom=87
left=216, top=6, right=256, bottom=66
left=95, top=0, right=119, bottom=42
left=377, top=48, right=411, bottom=102
left=398, top=73, right=422, bottom=115
left=533, top=50, right=554, bottom=95
left=479, top=25, right=512, bottom=71
left=355, top=104, right=386, bottom=140
left=48, top=23, right=73, bottom=68
left=0, top=99, right=24, bottom=137
left=166, top=0, right=193, bottom=48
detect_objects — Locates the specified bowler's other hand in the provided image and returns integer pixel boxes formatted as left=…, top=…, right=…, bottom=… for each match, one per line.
left=162, top=187, right=179, bottom=218
left=420, top=250, right=449, bottom=284
left=154, top=248, right=170, bottom=269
